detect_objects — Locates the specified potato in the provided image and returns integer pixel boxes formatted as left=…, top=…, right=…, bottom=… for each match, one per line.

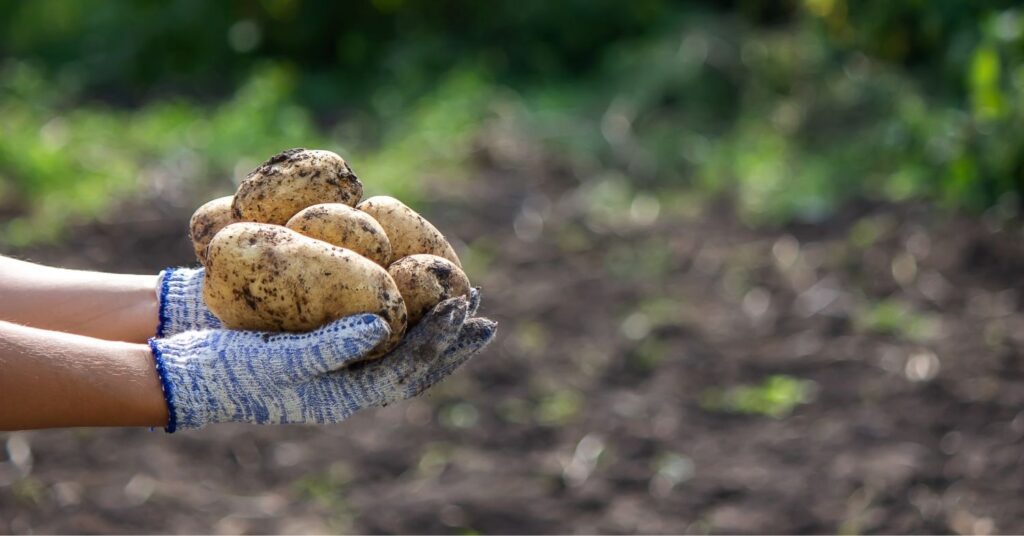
left=233, top=148, right=363, bottom=225
left=356, top=196, right=461, bottom=267
left=189, top=195, right=236, bottom=266
left=285, top=203, right=392, bottom=267
left=203, top=222, right=407, bottom=356
left=388, top=254, right=471, bottom=325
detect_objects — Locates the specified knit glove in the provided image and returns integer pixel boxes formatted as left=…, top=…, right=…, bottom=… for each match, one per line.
left=155, top=267, right=222, bottom=336
left=149, top=294, right=495, bottom=432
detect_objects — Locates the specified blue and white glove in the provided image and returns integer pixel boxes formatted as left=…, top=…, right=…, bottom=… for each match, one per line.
left=149, top=294, right=495, bottom=432
left=156, top=267, right=222, bottom=336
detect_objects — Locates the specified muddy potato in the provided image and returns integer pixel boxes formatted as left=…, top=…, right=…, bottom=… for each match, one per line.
left=233, top=148, right=363, bottom=225
left=285, top=203, right=392, bottom=267
left=388, top=254, right=471, bottom=325
left=357, top=196, right=461, bottom=267
left=189, top=195, right=236, bottom=266
left=203, top=222, right=407, bottom=356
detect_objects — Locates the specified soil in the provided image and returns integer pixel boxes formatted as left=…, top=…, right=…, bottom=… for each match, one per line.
left=1, top=162, right=1024, bottom=534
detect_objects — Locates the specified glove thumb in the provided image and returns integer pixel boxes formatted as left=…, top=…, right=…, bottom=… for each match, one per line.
left=260, top=313, right=391, bottom=382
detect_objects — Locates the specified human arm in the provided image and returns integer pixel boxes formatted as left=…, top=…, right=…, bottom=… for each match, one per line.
left=0, top=255, right=227, bottom=341
left=0, top=319, right=168, bottom=429
left=0, top=256, right=159, bottom=343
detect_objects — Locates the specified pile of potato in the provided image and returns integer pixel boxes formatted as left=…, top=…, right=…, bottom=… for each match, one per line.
left=189, top=148, right=471, bottom=358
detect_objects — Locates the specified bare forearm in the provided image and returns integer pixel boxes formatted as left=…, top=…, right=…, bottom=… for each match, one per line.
left=0, top=320, right=168, bottom=430
left=0, top=256, right=159, bottom=343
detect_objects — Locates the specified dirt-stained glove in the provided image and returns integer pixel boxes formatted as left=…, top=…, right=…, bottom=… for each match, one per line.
left=148, top=295, right=495, bottom=432
left=155, top=267, right=222, bottom=336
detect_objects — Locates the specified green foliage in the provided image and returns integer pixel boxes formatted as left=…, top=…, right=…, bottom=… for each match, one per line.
left=854, top=299, right=939, bottom=342
left=354, top=71, right=494, bottom=200
left=522, top=2, right=1024, bottom=224
left=0, top=0, right=682, bottom=108
left=0, top=63, right=326, bottom=245
left=3, top=1, right=1024, bottom=244
left=0, top=61, right=489, bottom=245
left=701, top=375, right=815, bottom=418
left=535, top=389, right=583, bottom=426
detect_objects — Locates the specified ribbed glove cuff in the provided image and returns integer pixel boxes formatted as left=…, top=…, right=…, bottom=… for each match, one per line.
left=148, top=332, right=222, bottom=432
left=156, top=267, right=221, bottom=337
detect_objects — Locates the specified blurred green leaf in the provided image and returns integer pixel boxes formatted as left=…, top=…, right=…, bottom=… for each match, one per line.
left=535, top=389, right=583, bottom=426
left=970, top=44, right=1005, bottom=120
left=701, top=375, right=815, bottom=418
left=854, top=299, right=939, bottom=342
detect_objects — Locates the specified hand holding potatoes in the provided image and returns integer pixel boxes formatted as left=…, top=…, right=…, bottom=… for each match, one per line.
left=186, top=147, right=479, bottom=361
left=202, top=222, right=408, bottom=356
left=150, top=295, right=496, bottom=431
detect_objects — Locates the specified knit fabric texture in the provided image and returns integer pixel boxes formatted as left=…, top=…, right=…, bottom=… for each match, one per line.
left=156, top=267, right=222, bottom=337
left=149, top=294, right=496, bottom=432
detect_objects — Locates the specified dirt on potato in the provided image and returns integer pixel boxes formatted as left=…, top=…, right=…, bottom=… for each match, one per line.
left=189, top=195, right=235, bottom=265
left=358, top=196, right=461, bottom=267
left=389, top=254, right=471, bottom=325
left=233, top=148, right=363, bottom=225
left=204, top=222, right=406, bottom=355
left=286, top=203, right=392, bottom=267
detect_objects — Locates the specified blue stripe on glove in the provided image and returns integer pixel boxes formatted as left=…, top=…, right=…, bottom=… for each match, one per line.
left=149, top=292, right=496, bottom=432
left=156, top=267, right=222, bottom=337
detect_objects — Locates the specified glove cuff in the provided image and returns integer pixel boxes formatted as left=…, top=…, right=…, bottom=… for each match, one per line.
left=148, top=333, right=221, bottom=431
left=148, top=338, right=180, bottom=433
left=156, top=267, right=221, bottom=337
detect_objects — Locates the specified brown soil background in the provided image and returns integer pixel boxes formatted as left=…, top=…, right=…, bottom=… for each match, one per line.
left=2, top=161, right=1024, bottom=534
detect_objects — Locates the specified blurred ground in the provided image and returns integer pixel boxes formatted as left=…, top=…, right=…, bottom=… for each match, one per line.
left=3, top=2, right=1024, bottom=533
left=2, top=150, right=1024, bottom=534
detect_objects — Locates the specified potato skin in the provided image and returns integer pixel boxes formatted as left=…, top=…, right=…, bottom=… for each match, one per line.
left=203, top=222, right=407, bottom=356
left=285, top=203, right=392, bottom=267
left=232, top=148, right=363, bottom=225
left=388, top=254, right=471, bottom=325
left=357, top=196, right=461, bottom=267
left=189, top=195, right=236, bottom=266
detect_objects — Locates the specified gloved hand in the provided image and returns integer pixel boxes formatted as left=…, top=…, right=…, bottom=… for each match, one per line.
left=149, top=293, right=495, bottom=432
left=155, top=267, right=222, bottom=336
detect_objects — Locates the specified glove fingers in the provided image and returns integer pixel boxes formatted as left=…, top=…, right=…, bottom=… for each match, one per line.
left=323, top=298, right=470, bottom=408
left=393, top=296, right=469, bottom=364
left=260, top=314, right=391, bottom=382
left=467, top=287, right=482, bottom=317
left=402, top=317, right=497, bottom=399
